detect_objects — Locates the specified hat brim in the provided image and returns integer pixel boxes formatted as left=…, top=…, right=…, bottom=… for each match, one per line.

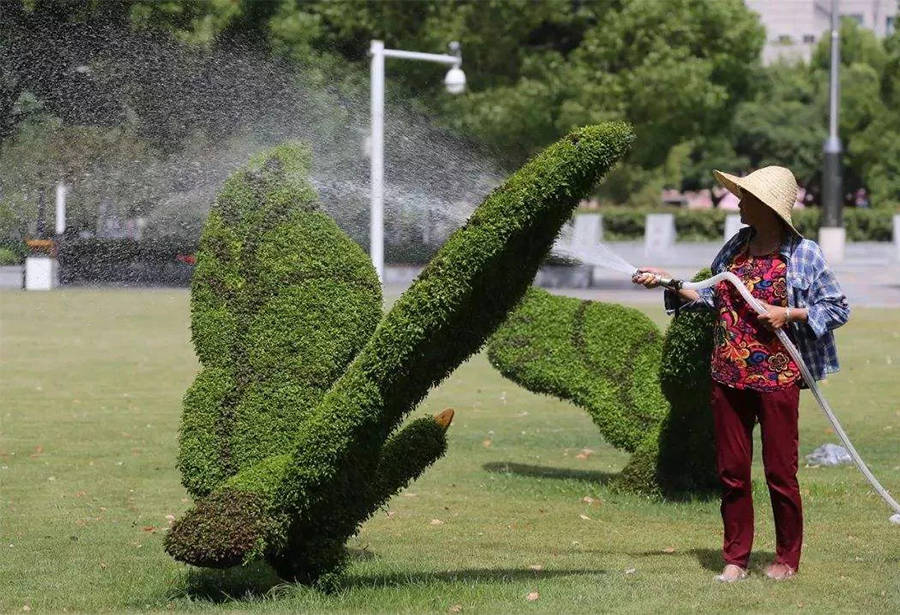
left=713, top=169, right=802, bottom=237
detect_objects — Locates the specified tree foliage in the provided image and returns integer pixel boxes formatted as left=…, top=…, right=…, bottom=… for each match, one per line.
left=721, top=18, right=900, bottom=205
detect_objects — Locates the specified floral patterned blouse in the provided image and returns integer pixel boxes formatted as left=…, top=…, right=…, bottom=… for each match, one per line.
left=711, top=248, right=800, bottom=391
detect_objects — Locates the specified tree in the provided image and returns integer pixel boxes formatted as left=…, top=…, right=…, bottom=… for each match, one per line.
left=0, top=108, right=158, bottom=241
left=128, top=0, right=764, bottom=196
left=729, top=62, right=825, bottom=187
left=810, top=18, right=900, bottom=206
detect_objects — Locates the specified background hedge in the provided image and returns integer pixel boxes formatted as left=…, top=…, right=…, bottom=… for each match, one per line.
left=595, top=207, right=897, bottom=242
left=166, top=123, right=635, bottom=584
left=56, top=236, right=198, bottom=285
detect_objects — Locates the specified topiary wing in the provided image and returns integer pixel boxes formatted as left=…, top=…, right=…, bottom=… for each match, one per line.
left=487, top=287, right=667, bottom=452
left=177, top=143, right=382, bottom=498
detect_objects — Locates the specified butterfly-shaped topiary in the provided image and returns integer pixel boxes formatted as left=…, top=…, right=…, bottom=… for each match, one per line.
left=165, top=123, right=635, bottom=585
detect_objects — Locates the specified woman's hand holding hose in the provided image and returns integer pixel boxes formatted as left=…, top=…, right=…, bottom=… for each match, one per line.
left=757, top=302, right=808, bottom=331
left=632, top=267, right=669, bottom=288
left=632, top=267, right=700, bottom=302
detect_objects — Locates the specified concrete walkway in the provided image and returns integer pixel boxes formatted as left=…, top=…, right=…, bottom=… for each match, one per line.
left=385, top=241, right=900, bottom=308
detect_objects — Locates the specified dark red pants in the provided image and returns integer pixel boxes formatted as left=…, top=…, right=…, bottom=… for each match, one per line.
left=711, top=380, right=803, bottom=570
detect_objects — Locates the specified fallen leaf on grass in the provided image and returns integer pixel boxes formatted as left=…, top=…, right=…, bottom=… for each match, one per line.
left=526, top=592, right=539, bottom=602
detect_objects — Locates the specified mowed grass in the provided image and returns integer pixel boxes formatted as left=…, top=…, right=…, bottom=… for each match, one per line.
left=1, top=288, right=898, bottom=614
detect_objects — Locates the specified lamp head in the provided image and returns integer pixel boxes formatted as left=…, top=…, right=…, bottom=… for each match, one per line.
left=444, top=65, right=466, bottom=94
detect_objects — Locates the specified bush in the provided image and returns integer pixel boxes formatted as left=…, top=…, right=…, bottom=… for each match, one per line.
left=165, top=123, right=636, bottom=583
left=601, top=209, right=651, bottom=240
left=0, top=246, right=22, bottom=265
left=57, top=237, right=198, bottom=285
left=593, top=207, right=896, bottom=242
left=489, top=270, right=718, bottom=497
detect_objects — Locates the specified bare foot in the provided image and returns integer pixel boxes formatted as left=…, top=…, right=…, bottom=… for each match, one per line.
left=764, top=562, right=796, bottom=580
left=714, top=564, right=749, bottom=583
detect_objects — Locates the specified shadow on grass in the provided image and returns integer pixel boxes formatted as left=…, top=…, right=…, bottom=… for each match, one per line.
left=340, top=566, right=607, bottom=589
left=166, top=562, right=606, bottom=605
left=483, top=461, right=617, bottom=484
left=687, top=548, right=776, bottom=573
left=168, top=562, right=286, bottom=604
left=483, top=461, right=719, bottom=503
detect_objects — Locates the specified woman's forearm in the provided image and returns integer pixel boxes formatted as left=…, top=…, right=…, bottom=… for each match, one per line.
left=679, top=288, right=700, bottom=303
left=788, top=307, right=808, bottom=323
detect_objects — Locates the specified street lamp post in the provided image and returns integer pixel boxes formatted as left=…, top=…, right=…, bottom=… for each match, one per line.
left=820, top=0, right=845, bottom=262
left=369, top=40, right=465, bottom=284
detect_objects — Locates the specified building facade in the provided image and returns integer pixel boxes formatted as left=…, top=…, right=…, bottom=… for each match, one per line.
left=745, top=0, right=897, bottom=64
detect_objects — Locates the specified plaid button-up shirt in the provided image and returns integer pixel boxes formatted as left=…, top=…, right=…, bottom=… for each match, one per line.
left=671, top=227, right=850, bottom=382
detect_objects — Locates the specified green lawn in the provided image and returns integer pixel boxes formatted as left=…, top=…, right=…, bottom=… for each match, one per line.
left=1, top=289, right=898, bottom=614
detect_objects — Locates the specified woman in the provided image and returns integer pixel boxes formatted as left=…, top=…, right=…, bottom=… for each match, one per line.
left=634, top=166, right=850, bottom=582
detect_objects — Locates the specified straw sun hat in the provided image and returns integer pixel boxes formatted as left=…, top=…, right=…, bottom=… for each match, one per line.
left=713, top=166, right=801, bottom=236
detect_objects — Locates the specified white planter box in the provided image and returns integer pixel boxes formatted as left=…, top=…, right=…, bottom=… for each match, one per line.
left=25, top=257, right=59, bottom=290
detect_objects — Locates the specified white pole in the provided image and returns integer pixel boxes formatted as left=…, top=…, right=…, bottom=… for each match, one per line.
left=370, top=40, right=385, bottom=284
left=54, top=181, right=67, bottom=235
left=820, top=0, right=845, bottom=263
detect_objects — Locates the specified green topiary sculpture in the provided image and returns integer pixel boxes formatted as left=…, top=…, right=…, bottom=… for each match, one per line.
left=165, top=123, right=635, bottom=583
left=177, top=142, right=383, bottom=500
left=487, top=270, right=719, bottom=496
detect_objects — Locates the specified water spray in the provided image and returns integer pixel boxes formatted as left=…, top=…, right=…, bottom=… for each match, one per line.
left=637, top=270, right=900, bottom=526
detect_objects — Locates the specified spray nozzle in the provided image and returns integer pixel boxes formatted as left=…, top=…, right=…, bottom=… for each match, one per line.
left=656, top=276, right=683, bottom=290
left=631, top=270, right=683, bottom=290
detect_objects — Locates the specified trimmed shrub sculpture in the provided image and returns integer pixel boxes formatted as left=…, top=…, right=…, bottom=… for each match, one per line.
left=165, top=122, right=635, bottom=584
left=176, top=142, right=384, bottom=499
left=488, top=270, right=719, bottom=496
